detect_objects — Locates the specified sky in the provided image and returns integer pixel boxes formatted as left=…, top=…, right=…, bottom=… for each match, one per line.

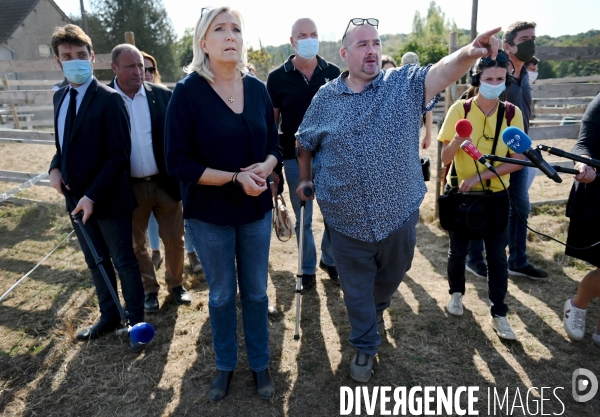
left=54, top=0, right=599, bottom=49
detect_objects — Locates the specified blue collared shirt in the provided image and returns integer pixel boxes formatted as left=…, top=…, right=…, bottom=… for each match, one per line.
left=296, top=65, right=439, bottom=242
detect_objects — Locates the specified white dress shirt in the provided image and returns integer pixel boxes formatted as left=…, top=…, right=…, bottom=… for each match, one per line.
left=113, top=79, right=159, bottom=178
left=57, top=76, right=93, bottom=150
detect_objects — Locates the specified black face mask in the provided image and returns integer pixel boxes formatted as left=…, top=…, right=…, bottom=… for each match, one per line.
left=514, top=39, right=536, bottom=62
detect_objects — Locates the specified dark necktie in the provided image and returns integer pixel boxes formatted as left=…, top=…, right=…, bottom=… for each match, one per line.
left=61, top=88, right=78, bottom=185
left=63, top=88, right=78, bottom=145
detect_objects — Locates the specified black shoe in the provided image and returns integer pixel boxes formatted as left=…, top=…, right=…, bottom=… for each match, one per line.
left=319, top=260, right=340, bottom=285
left=171, top=286, right=192, bottom=305
left=465, top=261, right=488, bottom=279
left=252, top=368, right=275, bottom=400
left=508, top=264, right=549, bottom=280
left=129, top=337, right=146, bottom=353
left=209, top=370, right=234, bottom=402
left=301, top=274, right=316, bottom=291
left=144, top=293, right=159, bottom=313
left=76, top=319, right=120, bottom=341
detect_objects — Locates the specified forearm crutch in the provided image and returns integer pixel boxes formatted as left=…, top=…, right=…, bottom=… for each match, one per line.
left=294, top=187, right=313, bottom=341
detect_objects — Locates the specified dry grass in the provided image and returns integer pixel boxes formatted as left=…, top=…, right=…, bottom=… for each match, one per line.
left=1, top=131, right=600, bottom=416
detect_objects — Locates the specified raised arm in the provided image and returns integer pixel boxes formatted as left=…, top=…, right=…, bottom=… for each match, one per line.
left=425, top=27, right=502, bottom=104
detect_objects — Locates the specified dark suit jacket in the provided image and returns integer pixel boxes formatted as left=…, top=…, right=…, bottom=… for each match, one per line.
left=566, top=91, right=600, bottom=220
left=49, top=77, right=136, bottom=218
left=108, top=80, right=180, bottom=202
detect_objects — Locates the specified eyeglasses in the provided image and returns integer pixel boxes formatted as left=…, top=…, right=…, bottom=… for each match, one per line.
left=481, top=49, right=509, bottom=65
left=479, top=116, right=494, bottom=141
left=144, top=67, right=156, bottom=74
left=342, top=18, right=379, bottom=40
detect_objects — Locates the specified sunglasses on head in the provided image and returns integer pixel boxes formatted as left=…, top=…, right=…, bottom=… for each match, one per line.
left=201, top=6, right=213, bottom=18
left=342, top=18, right=379, bottom=40
left=481, top=49, right=509, bottom=65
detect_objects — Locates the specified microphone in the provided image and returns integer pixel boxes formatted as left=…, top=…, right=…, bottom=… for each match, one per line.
left=455, top=119, right=473, bottom=138
left=484, top=154, right=580, bottom=175
left=536, top=144, right=600, bottom=170
left=501, top=126, right=562, bottom=183
left=460, top=140, right=497, bottom=174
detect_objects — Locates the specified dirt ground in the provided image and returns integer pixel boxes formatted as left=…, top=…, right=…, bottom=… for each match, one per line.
left=1, top=128, right=600, bottom=416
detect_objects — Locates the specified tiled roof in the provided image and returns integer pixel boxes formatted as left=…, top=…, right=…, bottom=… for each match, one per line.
left=0, top=0, right=40, bottom=41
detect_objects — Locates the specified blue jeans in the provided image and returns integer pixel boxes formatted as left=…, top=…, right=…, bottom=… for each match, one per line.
left=284, top=158, right=335, bottom=274
left=71, top=216, right=144, bottom=325
left=467, top=167, right=532, bottom=269
left=507, top=167, right=532, bottom=269
left=448, top=227, right=509, bottom=317
left=186, top=212, right=272, bottom=372
left=148, top=212, right=196, bottom=253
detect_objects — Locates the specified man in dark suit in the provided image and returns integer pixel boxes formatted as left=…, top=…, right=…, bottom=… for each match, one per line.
left=109, top=44, right=190, bottom=312
left=48, top=24, right=145, bottom=352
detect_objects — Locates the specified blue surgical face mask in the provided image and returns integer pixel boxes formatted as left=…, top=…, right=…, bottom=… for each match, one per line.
left=478, top=81, right=506, bottom=99
left=61, top=59, right=93, bottom=85
left=295, top=38, right=319, bottom=60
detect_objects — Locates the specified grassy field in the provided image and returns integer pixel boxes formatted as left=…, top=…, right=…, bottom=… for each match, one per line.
left=1, top=134, right=599, bottom=416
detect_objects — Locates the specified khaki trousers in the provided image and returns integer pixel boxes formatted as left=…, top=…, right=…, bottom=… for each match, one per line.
left=131, top=180, right=184, bottom=294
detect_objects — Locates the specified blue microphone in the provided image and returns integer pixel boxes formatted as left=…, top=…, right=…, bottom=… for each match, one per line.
left=130, top=322, right=156, bottom=344
left=501, top=126, right=562, bottom=183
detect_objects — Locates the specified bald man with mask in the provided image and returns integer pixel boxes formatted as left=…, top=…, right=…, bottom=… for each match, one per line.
left=267, top=18, right=341, bottom=290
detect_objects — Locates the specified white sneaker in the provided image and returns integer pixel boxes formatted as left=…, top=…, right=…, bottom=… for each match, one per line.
left=447, top=293, right=463, bottom=316
left=593, top=329, right=600, bottom=346
left=563, top=298, right=586, bottom=341
left=491, top=316, right=517, bottom=340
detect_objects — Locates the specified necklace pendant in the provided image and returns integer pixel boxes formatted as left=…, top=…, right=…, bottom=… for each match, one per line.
left=228, top=96, right=235, bottom=103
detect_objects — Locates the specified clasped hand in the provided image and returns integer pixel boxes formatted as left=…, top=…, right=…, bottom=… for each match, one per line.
left=238, top=162, right=272, bottom=196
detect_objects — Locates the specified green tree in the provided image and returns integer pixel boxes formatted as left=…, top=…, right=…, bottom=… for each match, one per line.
left=534, top=30, right=600, bottom=78
left=247, top=42, right=275, bottom=82
left=174, top=27, right=194, bottom=76
left=394, top=1, right=469, bottom=66
left=83, top=0, right=178, bottom=81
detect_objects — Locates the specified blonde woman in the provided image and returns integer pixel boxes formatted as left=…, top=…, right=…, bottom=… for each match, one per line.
left=165, top=6, right=282, bottom=402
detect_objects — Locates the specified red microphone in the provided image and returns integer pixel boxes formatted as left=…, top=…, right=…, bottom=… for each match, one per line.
left=460, top=140, right=497, bottom=173
left=455, top=119, right=473, bottom=138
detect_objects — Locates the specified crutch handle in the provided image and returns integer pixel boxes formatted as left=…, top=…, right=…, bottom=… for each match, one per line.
left=300, top=186, right=313, bottom=208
